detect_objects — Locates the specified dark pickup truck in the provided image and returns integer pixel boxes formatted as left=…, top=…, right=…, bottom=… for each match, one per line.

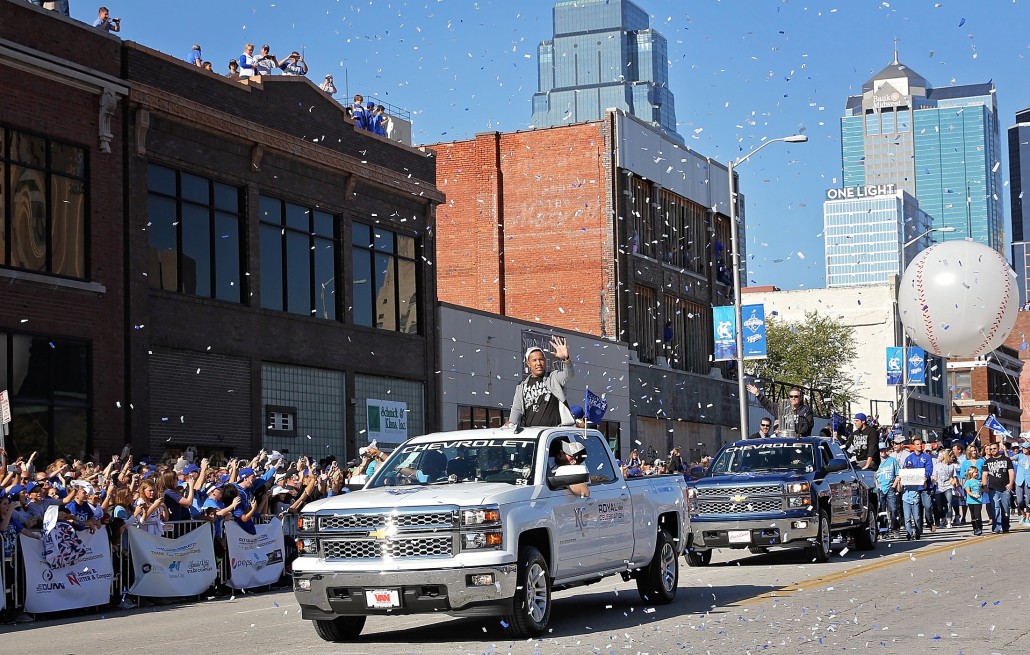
left=686, top=436, right=878, bottom=565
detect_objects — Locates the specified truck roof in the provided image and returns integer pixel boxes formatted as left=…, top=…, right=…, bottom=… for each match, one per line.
left=405, top=426, right=603, bottom=444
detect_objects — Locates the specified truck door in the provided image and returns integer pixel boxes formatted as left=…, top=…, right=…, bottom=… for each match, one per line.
left=581, top=434, right=634, bottom=567
left=827, top=440, right=863, bottom=522
left=546, top=434, right=598, bottom=575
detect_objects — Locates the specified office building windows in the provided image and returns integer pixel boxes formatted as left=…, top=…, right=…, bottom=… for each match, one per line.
left=147, top=164, right=242, bottom=301
left=0, top=332, right=90, bottom=462
left=259, top=196, right=337, bottom=319
left=629, top=177, right=654, bottom=259
left=457, top=405, right=509, bottom=430
left=351, top=223, right=418, bottom=333
left=0, top=127, right=87, bottom=279
left=632, top=285, right=657, bottom=363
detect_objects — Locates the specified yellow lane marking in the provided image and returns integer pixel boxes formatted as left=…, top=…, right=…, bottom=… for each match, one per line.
left=732, top=533, right=1002, bottom=607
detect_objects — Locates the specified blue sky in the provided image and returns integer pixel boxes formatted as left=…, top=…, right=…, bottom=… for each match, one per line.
left=76, top=1, right=1030, bottom=291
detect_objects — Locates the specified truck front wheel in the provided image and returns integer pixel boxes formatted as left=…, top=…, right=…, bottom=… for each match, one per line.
left=312, top=616, right=366, bottom=642
left=505, top=546, right=551, bottom=638
left=805, top=510, right=831, bottom=563
left=636, top=529, right=678, bottom=604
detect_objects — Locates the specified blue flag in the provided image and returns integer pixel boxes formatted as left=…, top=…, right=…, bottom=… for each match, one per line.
left=983, top=414, right=1012, bottom=438
left=584, top=388, right=608, bottom=425
left=906, top=346, right=926, bottom=386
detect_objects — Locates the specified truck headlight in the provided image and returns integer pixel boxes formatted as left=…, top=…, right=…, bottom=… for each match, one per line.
left=785, top=482, right=810, bottom=494
left=687, top=487, right=697, bottom=499
left=461, top=531, right=503, bottom=550
left=787, top=496, right=812, bottom=508
left=460, top=505, right=500, bottom=527
left=297, top=538, right=317, bottom=554
left=298, top=515, right=316, bottom=531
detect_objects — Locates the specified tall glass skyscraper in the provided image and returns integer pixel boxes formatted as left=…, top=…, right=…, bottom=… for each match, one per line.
left=1009, top=106, right=1030, bottom=305
left=823, top=187, right=931, bottom=288
left=531, top=0, right=682, bottom=143
left=840, top=52, right=1003, bottom=253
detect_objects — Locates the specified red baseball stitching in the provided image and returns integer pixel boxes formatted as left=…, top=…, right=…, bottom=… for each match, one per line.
left=971, top=251, right=1011, bottom=356
left=914, top=254, right=940, bottom=354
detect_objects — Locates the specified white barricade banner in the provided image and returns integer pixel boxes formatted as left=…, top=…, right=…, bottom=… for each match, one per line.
left=20, top=530, right=113, bottom=613
left=226, top=518, right=285, bottom=589
left=127, top=524, right=217, bottom=597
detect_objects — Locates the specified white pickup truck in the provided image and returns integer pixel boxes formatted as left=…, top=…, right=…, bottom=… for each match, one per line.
left=293, top=427, right=690, bottom=641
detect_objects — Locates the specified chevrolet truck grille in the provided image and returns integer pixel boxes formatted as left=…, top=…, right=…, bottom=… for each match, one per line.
left=696, top=498, right=784, bottom=514
left=321, top=536, right=453, bottom=560
left=319, top=511, right=455, bottom=531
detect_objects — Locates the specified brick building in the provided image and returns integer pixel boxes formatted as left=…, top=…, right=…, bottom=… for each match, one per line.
left=0, top=4, right=127, bottom=461
left=0, top=1, right=443, bottom=462
left=430, top=111, right=744, bottom=456
left=1002, top=311, right=1030, bottom=435
left=946, top=344, right=1022, bottom=441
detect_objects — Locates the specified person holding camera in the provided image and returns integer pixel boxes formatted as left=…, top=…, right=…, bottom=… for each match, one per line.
left=280, top=51, right=308, bottom=76
left=319, top=74, right=337, bottom=95
left=93, top=6, right=120, bottom=33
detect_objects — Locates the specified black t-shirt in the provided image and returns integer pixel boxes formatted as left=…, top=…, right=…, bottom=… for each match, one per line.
left=851, top=427, right=880, bottom=468
left=983, top=455, right=1014, bottom=491
left=521, top=376, right=562, bottom=427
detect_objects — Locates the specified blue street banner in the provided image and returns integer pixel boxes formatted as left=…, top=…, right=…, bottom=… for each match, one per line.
left=906, top=346, right=926, bottom=386
left=741, top=304, right=767, bottom=359
left=984, top=414, right=1012, bottom=439
left=712, top=305, right=736, bottom=361
left=584, top=388, right=608, bottom=425
left=886, top=346, right=903, bottom=386
left=885, top=346, right=902, bottom=387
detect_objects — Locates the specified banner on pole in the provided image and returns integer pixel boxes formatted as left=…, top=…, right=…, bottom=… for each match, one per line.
left=712, top=305, right=736, bottom=361
left=127, top=524, right=217, bottom=597
left=984, top=414, right=1012, bottom=439
left=906, top=346, right=926, bottom=386
left=886, top=346, right=903, bottom=386
left=225, top=518, right=285, bottom=589
left=20, top=530, right=113, bottom=613
left=741, top=304, right=768, bottom=359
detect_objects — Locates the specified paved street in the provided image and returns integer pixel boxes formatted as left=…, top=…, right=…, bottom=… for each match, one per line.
left=8, top=525, right=1029, bottom=654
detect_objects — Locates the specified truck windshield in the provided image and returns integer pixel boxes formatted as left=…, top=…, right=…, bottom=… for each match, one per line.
left=366, top=437, right=538, bottom=488
left=709, top=442, right=815, bottom=475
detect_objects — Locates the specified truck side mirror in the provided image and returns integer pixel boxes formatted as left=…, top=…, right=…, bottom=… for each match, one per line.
left=824, top=458, right=849, bottom=473
left=547, top=464, right=589, bottom=490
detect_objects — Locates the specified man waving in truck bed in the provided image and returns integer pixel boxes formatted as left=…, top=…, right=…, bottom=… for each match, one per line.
left=507, top=336, right=575, bottom=428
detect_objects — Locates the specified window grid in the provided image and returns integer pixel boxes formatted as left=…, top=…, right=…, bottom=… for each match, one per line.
left=457, top=405, right=509, bottom=430
left=633, top=285, right=657, bottom=364
left=351, top=223, right=419, bottom=333
left=147, top=164, right=243, bottom=301
left=258, top=195, right=338, bottom=319
left=0, top=127, right=88, bottom=279
left=629, top=177, right=654, bottom=259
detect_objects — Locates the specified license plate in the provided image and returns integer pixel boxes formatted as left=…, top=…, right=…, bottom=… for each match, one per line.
left=728, top=530, right=751, bottom=544
left=365, top=589, right=400, bottom=608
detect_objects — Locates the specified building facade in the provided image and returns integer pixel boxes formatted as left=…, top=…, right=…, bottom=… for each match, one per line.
left=531, top=0, right=682, bottom=144
left=742, top=284, right=949, bottom=439
left=841, top=52, right=1004, bottom=253
left=430, top=110, right=746, bottom=458
left=437, top=303, right=631, bottom=455
left=1009, top=106, right=1030, bottom=306
left=823, top=185, right=932, bottom=288
left=0, top=1, right=443, bottom=462
left=946, top=347, right=1022, bottom=441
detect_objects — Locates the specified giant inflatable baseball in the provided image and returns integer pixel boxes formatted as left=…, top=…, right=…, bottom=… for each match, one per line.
left=898, top=240, right=1018, bottom=358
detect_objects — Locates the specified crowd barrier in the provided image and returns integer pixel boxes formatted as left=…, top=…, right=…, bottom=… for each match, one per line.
left=2, top=514, right=291, bottom=619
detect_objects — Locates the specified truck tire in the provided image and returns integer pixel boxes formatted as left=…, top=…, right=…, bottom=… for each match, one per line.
left=854, top=502, right=879, bottom=551
left=684, top=548, right=712, bottom=567
left=312, top=616, right=366, bottom=642
left=635, top=529, right=678, bottom=604
left=505, top=546, right=551, bottom=638
left=805, top=510, right=831, bottom=563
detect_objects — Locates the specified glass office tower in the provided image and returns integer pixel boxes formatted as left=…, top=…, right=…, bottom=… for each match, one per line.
left=531, top=0, right=682, bottom=143
left=1009, top=106, right=1030, bottom=305
left=824, top=188, right=931, bottom=288
left=840, top=52, right=1003, bottom=253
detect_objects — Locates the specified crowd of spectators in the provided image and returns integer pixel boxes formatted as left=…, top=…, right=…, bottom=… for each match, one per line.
left=0, top=443, right=390, bottom=620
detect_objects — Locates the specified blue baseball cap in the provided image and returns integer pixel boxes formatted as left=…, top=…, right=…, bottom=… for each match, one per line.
left=238, top=467, right=255, bottom=478
left=182, top=464, right=200, bottom=475
left=854, top=413, right=867, bottom=422
left=570, top=405, right=585, bottom=419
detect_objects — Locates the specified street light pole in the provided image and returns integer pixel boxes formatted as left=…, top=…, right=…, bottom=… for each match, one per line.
left=728, top=134, right=808, bottom=437
left=895, top=225, right=956, bottom=434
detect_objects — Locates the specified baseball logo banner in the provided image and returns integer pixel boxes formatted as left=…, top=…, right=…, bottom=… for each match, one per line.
left=20, top=530, right=114, bottom=613
left=127, top=524, right=217, bottom=597
left=225, top=518, right=285, bottom=589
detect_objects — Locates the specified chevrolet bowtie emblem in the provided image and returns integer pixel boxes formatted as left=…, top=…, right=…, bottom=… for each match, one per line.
left=730, top=495, right=747, bottom=503
left=368, top=528, right=390, bottom=540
